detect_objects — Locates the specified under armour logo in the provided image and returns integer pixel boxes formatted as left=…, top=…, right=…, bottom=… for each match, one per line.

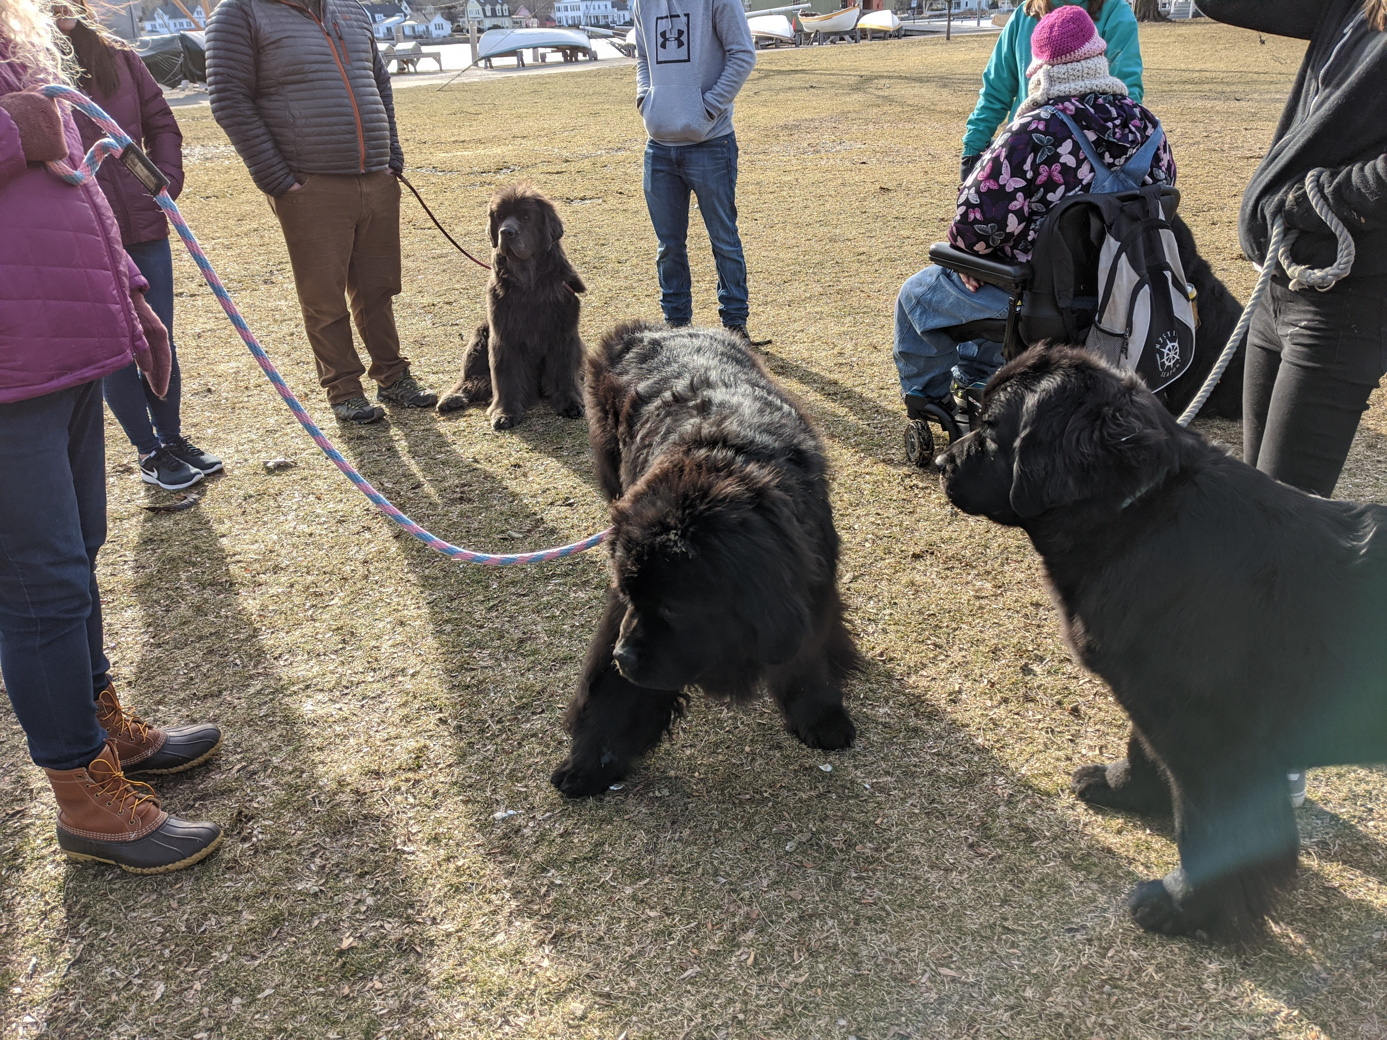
left=654, top=14, right=691, bottom=63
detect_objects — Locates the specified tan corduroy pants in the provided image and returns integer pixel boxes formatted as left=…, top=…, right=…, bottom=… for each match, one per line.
left=269, top=171, right=410, bottom=404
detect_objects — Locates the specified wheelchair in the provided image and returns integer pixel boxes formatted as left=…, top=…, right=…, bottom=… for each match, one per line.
left=902, top=186, right=1181, bottom=468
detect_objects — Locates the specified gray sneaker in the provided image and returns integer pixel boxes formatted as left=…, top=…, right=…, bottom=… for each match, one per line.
left=332, top=397, right=386, bottom=424
left=377, top=371, right=438, bottom=409
left=1288, top=772, right=1306, bottom=808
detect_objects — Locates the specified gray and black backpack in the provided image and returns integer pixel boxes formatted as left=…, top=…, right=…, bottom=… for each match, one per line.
left=1019, top=110, right=1196, bottom=393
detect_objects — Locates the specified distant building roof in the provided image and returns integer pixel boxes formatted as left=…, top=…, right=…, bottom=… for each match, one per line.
left=362, top=2, right=408, bottom=21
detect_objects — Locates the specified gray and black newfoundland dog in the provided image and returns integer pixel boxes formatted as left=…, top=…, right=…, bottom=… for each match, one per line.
left=938, top=343, right=1387, bottom=940
left=550, top=323, right=862, bottom=799
left=437, top=184, right=586, bottom=429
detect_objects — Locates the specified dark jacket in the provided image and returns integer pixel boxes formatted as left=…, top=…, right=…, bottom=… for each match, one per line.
left=77, top=46, right=184, bottom=246
left=1196, top=0, right=1387, bottom=278
left=205, top=0, right=402, bottom=197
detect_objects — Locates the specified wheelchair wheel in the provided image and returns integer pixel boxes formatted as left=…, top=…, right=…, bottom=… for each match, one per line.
left=904, top=419, right=934, bottom=468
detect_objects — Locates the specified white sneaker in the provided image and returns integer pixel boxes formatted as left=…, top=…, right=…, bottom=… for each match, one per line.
left=1288, top=772, right=1307, bottom=809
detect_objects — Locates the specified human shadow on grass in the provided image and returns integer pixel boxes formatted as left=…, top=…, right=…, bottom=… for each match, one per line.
left=434, top=401, right=604, bottom=495
left=758, top=346, right=903, bottom=457
left=39, top=497, right=443, bottom=1040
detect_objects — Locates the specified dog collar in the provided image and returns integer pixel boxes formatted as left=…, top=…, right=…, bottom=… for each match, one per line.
left=1119, top=478, right=1162, bottom=511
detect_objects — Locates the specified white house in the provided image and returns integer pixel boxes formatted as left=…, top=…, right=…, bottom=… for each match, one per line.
left=363, top=1, right=409, bottom=38
left=402, top=11, right=452, bottom=36
left=554, top=0, right=614, bottom=26
left=141, top=2, right=206, bottom=34
left=463, top=0, right=513, bottom=30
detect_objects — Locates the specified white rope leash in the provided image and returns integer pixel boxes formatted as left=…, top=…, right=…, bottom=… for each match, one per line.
left=1279, top=167, right=1357, bottom=292
left=1176, top=168, right=1357, bottom=428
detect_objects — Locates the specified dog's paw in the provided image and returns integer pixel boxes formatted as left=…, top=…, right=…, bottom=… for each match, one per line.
left=794, top=705, right=856, bottom=751
left=436, top=394, right=469, bottom=414
left=558, top=401, right=585, bottom=420
left=491, top=413, right=518, bottom=431
left=1129, top=879, right=1190, bottom=935
left=1072, top=762, right=1129, bottom=808
left=550, top=757, right=624, bottom=799
left=1128, top=875, right=1204, bottom=937
left=1071, top=760, right=1172, bottom=815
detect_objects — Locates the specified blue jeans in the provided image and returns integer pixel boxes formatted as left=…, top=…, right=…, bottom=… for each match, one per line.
left=104, top=238, right=183, bottom=456
left=643, top=133, right=749, bottom=327
left=0, top=381, right=111, bottom=770
left=894, top=265, right=1009, bottom=402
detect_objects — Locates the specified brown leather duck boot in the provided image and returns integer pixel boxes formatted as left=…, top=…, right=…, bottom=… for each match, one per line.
left=44, top=743, right=222, bottom=874
left=96, top=683, right=222, bottom=776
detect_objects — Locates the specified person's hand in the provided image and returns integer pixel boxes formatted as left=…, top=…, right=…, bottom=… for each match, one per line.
left=0, top=91, right=67, bottom=163
left=1278, top=182, right=1324, bottom=232
left=960, top=153, right=982, bottom=183
left=960, top=273, right=983, bottom=292
left=130, top=290, right=172, bottom=398
left=284, top=181, right=304, bottom=193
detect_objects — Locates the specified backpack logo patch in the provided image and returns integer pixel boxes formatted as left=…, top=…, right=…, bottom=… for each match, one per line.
left=1155, top=330, right=1182, bottom=379
left=655, top=14, right=691, bottom=63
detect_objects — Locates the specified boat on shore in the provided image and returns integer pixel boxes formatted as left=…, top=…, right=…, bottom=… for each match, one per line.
left=747, top=13, right=796, bottom=43
left=798, top=4, right=860, bottom=36
left=477, top=27, right=595, bottom=62
left=857, top=9, right=901, bottom=36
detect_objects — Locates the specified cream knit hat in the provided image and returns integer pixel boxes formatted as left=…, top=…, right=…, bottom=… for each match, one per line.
left=1016, top=6, right=1129, bottom=116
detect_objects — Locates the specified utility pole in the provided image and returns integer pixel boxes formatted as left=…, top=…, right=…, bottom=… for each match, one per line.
left=468, top=0, right=479, bottom=63
left=945, top=0, right=952, bottom=40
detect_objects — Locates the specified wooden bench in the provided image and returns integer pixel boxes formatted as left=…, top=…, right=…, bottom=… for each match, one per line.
left=383, top=42, right=444, bottom=73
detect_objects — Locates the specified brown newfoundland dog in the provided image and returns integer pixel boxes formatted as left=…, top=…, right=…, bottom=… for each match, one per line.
left=937, top=344, right=1387, bottom=940
left=437, top=184, right=586, bottom=429
left=549, top=323, right=862, bottom=799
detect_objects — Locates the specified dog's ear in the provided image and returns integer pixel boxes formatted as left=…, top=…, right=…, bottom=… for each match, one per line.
left=1009, top=372, right=1173, bottom=519
left=545, top=207, right=565, bottom=245
left=488, top=207, right=500, bottom=248
left=562, top=262, right=586, bottom=294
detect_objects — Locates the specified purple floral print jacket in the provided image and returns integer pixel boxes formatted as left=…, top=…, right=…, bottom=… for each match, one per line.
left=949, top=93, right=1177, bottom=263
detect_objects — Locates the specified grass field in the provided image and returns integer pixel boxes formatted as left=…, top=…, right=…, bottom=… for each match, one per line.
left=3, top=19, right=1387, bottom=1040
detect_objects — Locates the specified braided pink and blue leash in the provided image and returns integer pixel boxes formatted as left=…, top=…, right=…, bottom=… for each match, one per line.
left=40, top=84, right=611, bottom=566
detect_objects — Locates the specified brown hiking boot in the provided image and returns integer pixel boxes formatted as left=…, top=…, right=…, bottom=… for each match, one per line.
left=44, top=743, right=222, bottom=874
left=96, top=683, right=222, bottom=776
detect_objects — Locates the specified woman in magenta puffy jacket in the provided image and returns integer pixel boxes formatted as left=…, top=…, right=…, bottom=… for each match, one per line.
left=56, top=1, right=221, bottom=491
left=1, top=0, right=221, bottom=874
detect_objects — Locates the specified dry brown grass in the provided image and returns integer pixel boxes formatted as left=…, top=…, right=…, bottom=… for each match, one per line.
left=3, top=20, right=1386, bottom=1040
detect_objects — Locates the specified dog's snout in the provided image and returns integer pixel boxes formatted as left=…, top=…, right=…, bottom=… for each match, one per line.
left=612, top=640, right=638, bottom=676
left=934, top=452, right=950, bottom=473
left=499, top=223, right=519, bottom=238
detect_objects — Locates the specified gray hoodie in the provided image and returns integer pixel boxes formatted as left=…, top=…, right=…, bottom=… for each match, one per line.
left=634, top=0, right=756, bottom=146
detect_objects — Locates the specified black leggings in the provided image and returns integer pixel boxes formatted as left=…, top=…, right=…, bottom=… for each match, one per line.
left=1244, top=274, right=1387, bottom=498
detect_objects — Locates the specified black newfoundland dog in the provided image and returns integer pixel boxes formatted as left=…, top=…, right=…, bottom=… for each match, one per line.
left=549, top=323, right=862, bottom=799
left=937, top=344, right=1387, bottom=940
left=437, top=184, right=586, bottom=429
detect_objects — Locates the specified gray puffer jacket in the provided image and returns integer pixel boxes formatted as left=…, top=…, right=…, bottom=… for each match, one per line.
left=206, top=0, right=403, bottom=197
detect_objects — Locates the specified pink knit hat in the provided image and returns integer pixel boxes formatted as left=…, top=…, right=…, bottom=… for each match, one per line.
left=1026, top=5, right=1108, bottom=77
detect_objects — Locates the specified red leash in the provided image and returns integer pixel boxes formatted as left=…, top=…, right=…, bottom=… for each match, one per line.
left=398, top=172, right=579, bottom=296
left=397, top=172, right=493, bottom=271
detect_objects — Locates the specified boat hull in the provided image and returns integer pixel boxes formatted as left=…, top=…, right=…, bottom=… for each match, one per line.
left=748, top=13, right=796, bottom=42
left=478, top=27, right=595, bottom=60
left=857, top=10, right=900, bottom=33
left=798, top=6, right=860, bottom=34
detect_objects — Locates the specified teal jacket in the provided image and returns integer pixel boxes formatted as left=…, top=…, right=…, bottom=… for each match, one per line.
left=961, top=0, right=1144, bottom=158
